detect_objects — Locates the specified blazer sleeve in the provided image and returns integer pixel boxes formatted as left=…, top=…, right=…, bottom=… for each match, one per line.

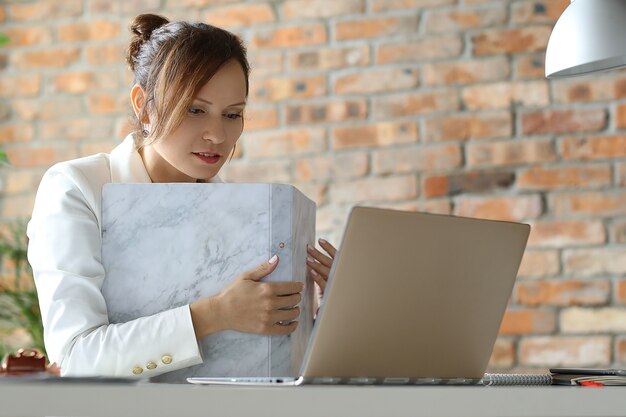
left=27, top=163, right=203, bottom=377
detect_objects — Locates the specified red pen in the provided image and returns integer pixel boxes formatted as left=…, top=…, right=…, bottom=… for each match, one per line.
left=579, top=381, right=604, bottom=387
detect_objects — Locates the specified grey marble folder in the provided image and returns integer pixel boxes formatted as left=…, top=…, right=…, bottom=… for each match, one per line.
left=100, top=183, right=316, bottom=383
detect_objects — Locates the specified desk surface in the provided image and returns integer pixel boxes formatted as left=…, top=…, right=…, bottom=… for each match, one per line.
left=1, top=382, right=625, bottom=417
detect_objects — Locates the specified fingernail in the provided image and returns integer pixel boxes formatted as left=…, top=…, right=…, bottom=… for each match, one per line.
left=307, top=244, right=313, bottom=252
left=319, top=238, right=327, bottom=244
left=307, top=257, right=314, bottom=263
left=269, top=255, right=278, bottom=264
left=310, top=269, right=318, bottom=276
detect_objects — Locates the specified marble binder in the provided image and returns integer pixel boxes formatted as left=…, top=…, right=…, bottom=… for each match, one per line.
left=100, top=183, right=316, bottom=383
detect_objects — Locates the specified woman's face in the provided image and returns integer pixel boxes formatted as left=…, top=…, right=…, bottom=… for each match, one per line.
left=142, top=59, right=247, bottom=182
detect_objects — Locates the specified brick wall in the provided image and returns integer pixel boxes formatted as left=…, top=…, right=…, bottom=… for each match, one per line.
left=0, top=0, right=625, bottom=371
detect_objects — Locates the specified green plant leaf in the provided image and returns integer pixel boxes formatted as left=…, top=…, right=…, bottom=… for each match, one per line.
left=0, top=149, right=8, bottom=164
left=0, top=34, right=10, bottom=48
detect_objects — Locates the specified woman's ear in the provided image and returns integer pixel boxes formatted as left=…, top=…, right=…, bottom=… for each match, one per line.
left=130, top=84, right=150, bottom=124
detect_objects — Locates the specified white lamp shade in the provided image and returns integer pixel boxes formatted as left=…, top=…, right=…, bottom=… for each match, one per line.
left=545, top=0, right=626, bottom=78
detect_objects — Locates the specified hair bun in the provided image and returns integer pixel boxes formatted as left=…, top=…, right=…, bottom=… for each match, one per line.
left=127, top=14, right=169, bottom=71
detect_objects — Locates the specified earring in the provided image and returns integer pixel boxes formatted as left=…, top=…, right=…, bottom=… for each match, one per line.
left=142, top=123, right=150, bottom=137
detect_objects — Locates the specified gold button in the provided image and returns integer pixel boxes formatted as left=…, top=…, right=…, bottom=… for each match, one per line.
left=132, top=366, right=143, bottom=375
left=161, top=355, right=172, bottom=365
left=146, top=361, right=157, bottom=370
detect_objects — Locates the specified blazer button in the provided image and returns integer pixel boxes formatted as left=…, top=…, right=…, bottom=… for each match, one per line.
left=161, top=355, right=172, bottom=365
left=132, top=366, right=143, bottom=375
left=146, top=361, right=157, bottom=370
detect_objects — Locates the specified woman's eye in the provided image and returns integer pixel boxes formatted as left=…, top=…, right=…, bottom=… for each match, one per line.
left=225, top=113, right=242, bottom=120
left=188, top=107, right=205, bottom=115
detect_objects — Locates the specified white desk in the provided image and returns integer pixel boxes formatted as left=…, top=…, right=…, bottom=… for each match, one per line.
left=1, top=382, right=625, bottom=417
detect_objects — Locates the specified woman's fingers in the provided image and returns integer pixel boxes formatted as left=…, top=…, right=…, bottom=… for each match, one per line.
left=307, top=256, right=330, bottom=277
left=310, top=268, right=327, bottom=292
left=318, top=238, right=337, bottom=258
left=307, top=244, right=333, bottom=267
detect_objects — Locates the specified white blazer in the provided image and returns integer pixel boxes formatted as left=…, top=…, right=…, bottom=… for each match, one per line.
left=27, top=133, right=223, bottom=378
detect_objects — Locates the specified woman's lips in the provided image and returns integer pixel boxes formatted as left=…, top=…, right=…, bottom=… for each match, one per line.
left=192, top=152, right=221, bottom=164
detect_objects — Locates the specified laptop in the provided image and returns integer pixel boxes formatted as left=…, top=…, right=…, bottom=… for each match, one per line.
left=187, top=206, right=530, bottom=386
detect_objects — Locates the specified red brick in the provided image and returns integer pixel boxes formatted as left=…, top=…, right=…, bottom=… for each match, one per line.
left=296, top=153, right=368, bottom=182
left=0, top=74, right=41, bottom=97
left=499, top=308, right=556, bottom=335
left=563, top=248, right=626, bottom=275
left=41, top=119, right=113, bottom=141
left=52, top=71, right=118, bottom=93
left=9, top=0, right=83, bottom=21
left=417, top=199, right=452, bottom=215
left=332, top=121, right=418, bottom=150
left=12, top=97, right=83, bottom=121
left=617, top=338, right=626, bottom=365
left=549, top=191, right=626, bottom=217
left=2, top=170, right=46, bottom=194
left=5, top=146, right=74, bottom=168
left=59, top=20, right=120, bottom=42
left=2, top=194, right=37, bottom=218
left=453, top=195, right=543, bottom=222
left=561, top=307, right=626, bottom=333
left=518, top=165, right=612, bottom=190
left=488, top=338, right=515, bottom=369
left=466, top=139, right=556, bottom=167
left=515, top=53, right=546, bottom=79
left=317, top=205, right=351, bottom=231
left=87, top=94, right=127, bottom=115
left=462, top=81, right=549, bottom=110
left=89, top=0, right=161, bottom=13
left=617, top=104, right=626, bottom=129
left=79, top=141, right=118, bottom=157
left=527, top=220, right=606, bottom=248
left=335, top=16, right=418, bottom=41
left=519, top=336, right=611, bottom=367
left=2, top=27, right=53, bottom=48
left=423, top=57, right=509, bottom=86
left=335, top=68, right=418, bottom=94
left=422, top=171, right=514, bottom=198
left=372, top=0, right=455, bottom=11
left=553, top=75, right=626, bottom=103
left=472, top=26, right=552, bottom=55
left=559, top=135, right=626, bottom=160
left=203, top=3, right=275, bottom=28
left=85, top=43, right=126, bottom=66
left=242, top=128, right=326, bottom=159
left=0, top=124, right=34, bottom=144
left=250, top=75, right=326, bottom=101
left=423, top=111, right=511, bottom=142
left=616, top=280, right=626, bottom=304
left=221, top=160, right=291, bottom=183
left=372, top=144, right=462, bottom=175
left=373, top=90, right=459, bottom=118
left=517, top=279, right=610, bottom=306
left=613, top=220, right=626, bottom=244
left=330, top=175, right=417, bottom=204
left=377, top=35, right=462, bottom=64
left=286, top=100, right=367, bottom=125
left=165, top=0, right=238, bottom=6
left=292, top=182, right=327, bottom=206
left=620, top=163, right=626, bottom=186
left=518, top=250, right=560, bottom=279
left=522, top=109, right=606, bottom=135
left=248, top=51, right=283, bottom=77
left=243, top=106, right=278, bottom=131
left=0, top=6, right=5, bottom=22
left=289, top=45, right=369, bottom=70
left=13, top=48, right=80, bottom=69
left=283, top=0, right=364, bottom=19
left=424, top=6, right=506, bottom=33
left=511, top=0, right=569, bottom=24
left=252, top=24, right=326, bottom=48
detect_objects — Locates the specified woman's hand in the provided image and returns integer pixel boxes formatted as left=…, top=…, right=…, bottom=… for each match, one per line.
left=306, top=238, right=337, bottom=295
left=190, top=255, right=303, bottom=339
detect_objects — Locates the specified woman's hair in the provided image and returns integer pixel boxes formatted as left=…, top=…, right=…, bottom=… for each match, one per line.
left=126, top=14, right=250, bottom=148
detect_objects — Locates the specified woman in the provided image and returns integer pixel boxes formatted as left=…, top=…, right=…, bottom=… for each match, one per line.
left=27, top=14, right=336, bottom=378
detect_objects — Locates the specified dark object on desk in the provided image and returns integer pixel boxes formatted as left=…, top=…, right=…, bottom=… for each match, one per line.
left=550, top=368, right=626, bottom=386
left=1, top=348, right=48, bottom=375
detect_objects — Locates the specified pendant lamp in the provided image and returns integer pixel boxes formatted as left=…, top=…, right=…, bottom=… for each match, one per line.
left=545, top=0, right=626, bottom=78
